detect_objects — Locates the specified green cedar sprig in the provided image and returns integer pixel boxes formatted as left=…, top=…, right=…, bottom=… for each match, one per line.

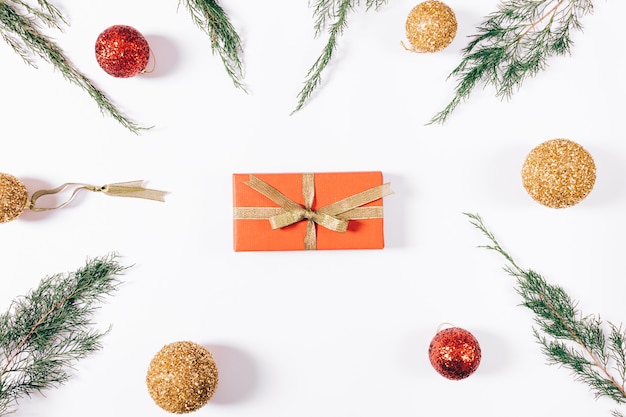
left=181, top=0, right=246, bottom=92
left=0, top=254, right=127, bottom=416
left=430, top=0, right=594, bottom=124
left=291, top=0, right=387, bottom=115
left=465, top=213, right=626, bottom=415
left=0, top=0, right=147, bottom=133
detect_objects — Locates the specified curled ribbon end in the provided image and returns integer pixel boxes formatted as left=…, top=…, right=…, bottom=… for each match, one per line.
left=102, top=181, right=168, bottom=202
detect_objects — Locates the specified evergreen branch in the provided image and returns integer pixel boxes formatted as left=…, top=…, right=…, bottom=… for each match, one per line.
left=311, top=0, right=337, bottom=37
left=465, top=212, right=626, bottom=411
left=291, top=0, right=387, bottom=115
left=11, top=0, right=65, bottom=30
left=0, top=0, right=147, bottom=134
left=0, top=253, right=128, bottom=416
left=180, top=0, right=246, bottom=92
left=610, top=324, right=626, bottom=390
left=535, top=329, right=623, bottom=400
left=430, top=0, right=594, bottom=124
left=310, top=0, right=385, bottom=35
left=292, top=0, right=353, bottom=115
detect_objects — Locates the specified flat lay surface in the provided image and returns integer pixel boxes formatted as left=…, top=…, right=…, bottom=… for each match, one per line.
left=1, top=0, right=626, bottom=416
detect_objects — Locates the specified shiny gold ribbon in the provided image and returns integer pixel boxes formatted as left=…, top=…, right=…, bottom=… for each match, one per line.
left=28, top=180, right=167, bottom=211
left=234, top=174, right=393, bottom=250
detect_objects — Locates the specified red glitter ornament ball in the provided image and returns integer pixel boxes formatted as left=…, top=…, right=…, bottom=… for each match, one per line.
left=428, top=327, right=481, bottom=380
left=95, top=25, right=150, bottom=78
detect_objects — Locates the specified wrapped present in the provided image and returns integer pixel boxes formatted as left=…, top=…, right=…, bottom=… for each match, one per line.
left=232, top=172, right=393, bottom=251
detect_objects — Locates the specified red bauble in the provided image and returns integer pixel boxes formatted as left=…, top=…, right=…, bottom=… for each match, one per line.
left=95, top=25, right=150, bottom=78
left=428, top=327, right=481, bottom=380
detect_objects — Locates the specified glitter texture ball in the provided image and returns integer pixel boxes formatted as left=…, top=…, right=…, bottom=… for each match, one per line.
left=522, top=138, right=596, bottom=208
left=146, top=341, right=219, bottom=414
left=405, top=0, right=457, bottom=53
left=428, top=327, right=481, bottom=380
left=0, top=173, right=28, bottom=223
left=95, top=25, right=150, bottom=78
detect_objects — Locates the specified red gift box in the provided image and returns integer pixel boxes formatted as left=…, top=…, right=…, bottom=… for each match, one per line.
left=232, top=172, right=393, bottom=251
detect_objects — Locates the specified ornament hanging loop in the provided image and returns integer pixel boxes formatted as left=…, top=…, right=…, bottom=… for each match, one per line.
left=141, top=49, right=157, bottom=75
left=29, top=183, right=96, bottom=212
left=28, top=180, right=166, bottom=212
left=400, top=40, right=424, bottom=53
left=436, top=322, right=456, bottom=333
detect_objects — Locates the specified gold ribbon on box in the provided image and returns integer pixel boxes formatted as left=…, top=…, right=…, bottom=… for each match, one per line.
left=233, top=174, right=394, bottom=250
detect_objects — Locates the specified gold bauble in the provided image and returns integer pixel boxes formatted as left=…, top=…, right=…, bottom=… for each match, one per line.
left=405, top=0, right=457, bottom=53
left=522, top=138, right=596, bottom=208
left=0, top=173, right=28, bottom=223
left=146, top=341, right=219, bottom=414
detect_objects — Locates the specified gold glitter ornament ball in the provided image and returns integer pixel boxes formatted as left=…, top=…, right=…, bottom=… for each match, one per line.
left=404, top=0, right=457, bottom=53
left=146, top=341, right=219, bottom=414
left=522, top=138, right=596, bottom=208
left=0, top=173, right=28, bottom=223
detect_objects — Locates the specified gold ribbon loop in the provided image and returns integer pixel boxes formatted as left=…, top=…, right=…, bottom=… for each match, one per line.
left=245, top=174, right=347, bottom=234
left=29, top=180, right=166, bottom=212
left=240, top=174, right=393, bottom=250
left=318, top=182, right=394, bottom=216
left=243, top=175, right=302, bottom=211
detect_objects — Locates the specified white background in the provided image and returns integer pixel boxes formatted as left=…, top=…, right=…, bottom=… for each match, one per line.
left=2, top=0, right=626, bottom=416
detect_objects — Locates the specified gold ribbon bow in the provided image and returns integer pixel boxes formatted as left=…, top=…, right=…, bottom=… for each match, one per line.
left=235, top=174, right=393, bottom=250
left=28, top=180, right=167, bottom=211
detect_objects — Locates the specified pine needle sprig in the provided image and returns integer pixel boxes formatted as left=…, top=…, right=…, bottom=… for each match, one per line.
left=9, top=0, right=66, bottom=32
left=291, top=0, right=387, bottom=115
left=430, top=0, right=594, bottom=124
left=0, top=253, right=128, bottom=416
left=181, top=0, right=246, bottom=92
left=465, top=212, right=626, bottom=412
left=0, top=0, right=147, bottom=134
